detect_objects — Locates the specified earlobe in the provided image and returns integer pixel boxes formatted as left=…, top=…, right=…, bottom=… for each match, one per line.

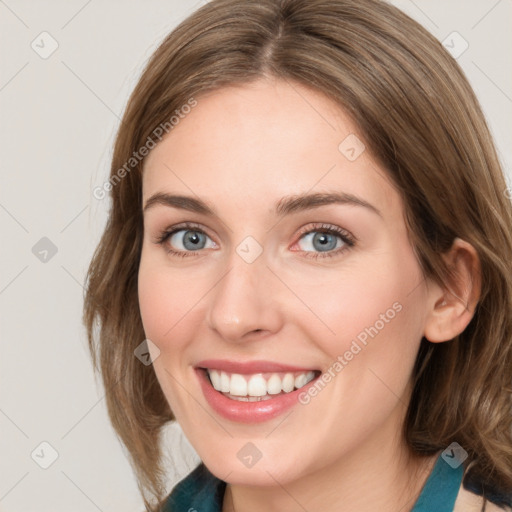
left=423, top=238, right=482, bottom=343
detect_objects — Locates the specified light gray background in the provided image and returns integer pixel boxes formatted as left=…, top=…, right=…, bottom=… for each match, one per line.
left=1, top=1, right=511, bottom=510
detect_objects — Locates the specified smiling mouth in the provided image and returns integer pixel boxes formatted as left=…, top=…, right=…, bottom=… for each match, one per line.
left=200, top=368, right=321, bottom=402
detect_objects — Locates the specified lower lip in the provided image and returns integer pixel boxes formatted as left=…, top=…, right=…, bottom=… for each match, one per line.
left=196, top=368, right=319, bottom=424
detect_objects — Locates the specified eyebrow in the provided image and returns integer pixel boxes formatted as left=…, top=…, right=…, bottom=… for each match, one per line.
left=143, top=191, right=382, bottom=218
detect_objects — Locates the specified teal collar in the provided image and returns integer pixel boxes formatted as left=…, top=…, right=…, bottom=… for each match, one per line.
left=163, top=452, right=463, bottom=512
left=411, top=452, right=464, bottom=512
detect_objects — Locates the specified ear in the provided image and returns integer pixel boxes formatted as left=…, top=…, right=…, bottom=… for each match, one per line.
left=423, top=237, right=481, bottom=343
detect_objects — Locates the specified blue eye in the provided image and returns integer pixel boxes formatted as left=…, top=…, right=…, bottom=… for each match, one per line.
left=155, top=222, right=355, bottom=259
left=169, top=229, right=210, bottom=251
left=155, top=223, right=216, bottom=257
left=298, top=231, right=343, bottom=252
left=293, top=224, right=355, bottom=259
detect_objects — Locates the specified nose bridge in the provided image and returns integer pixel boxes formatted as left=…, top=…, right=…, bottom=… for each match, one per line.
left=206, top=242, right=281, bottom=341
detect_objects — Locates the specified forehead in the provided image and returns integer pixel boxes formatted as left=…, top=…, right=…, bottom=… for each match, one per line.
left=142, top=78, right=400, bottom=220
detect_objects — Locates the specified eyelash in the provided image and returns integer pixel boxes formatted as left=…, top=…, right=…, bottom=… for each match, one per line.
left=153, top=221, right=356, bottom=260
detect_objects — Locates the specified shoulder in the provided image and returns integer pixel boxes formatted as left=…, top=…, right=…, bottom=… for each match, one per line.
left=457, top=461, right=512, bottom=512
left=454, top=484, right=512, bottom=512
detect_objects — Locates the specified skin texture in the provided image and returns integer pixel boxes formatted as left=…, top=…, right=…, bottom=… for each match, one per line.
left=138, top=77, right=480, bottom=512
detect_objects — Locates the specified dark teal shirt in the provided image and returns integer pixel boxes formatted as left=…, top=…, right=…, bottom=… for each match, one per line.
left=162, top=452, right=470, bottom=511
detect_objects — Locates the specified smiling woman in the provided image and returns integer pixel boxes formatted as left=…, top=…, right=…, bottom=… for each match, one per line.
left=83, top=1, right=512, bottom=511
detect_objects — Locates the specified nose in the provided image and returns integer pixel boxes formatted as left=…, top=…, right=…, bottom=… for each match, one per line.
left=206, top=247, right=284, bottom=343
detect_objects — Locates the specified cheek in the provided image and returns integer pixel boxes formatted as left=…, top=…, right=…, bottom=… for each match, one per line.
left=137, top=256, right=204, bottom=413
left=289, top=247, right=426, bottom=366
left=137, top=254, right=199, bottom=350
left=138, top=263, right=170, bottom=342
left=285, top=249, right=426, bottom=456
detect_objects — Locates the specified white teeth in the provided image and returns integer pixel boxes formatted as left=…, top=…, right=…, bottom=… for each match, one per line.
left=294, top=373, right=308, bottom=389
left=230, top=373, right=248, bottom=396
left=228, top=394, right=274, bottom=402
left=209, top=369, right=221, bottom=390
left=206, top=369, right=317, bottom=398
left=220, top=371, right=230, bottom=392
left=267, top=374, right=282, bottom=394
left=247, top=374, right=267, bottom=397
left=282, top=373, right=295, bottom=392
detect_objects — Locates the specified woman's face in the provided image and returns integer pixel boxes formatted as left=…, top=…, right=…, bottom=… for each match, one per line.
left=138, top=78, right=434, bottom=485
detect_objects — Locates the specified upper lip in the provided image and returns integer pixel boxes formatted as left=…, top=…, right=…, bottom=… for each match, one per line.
left=196, top=359, right=319, bottom=374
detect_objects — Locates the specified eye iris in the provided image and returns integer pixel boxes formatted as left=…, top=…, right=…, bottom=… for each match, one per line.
left=183, top=231, right=205, bottom=250
left=172, top=229, right=343, bottom=253
left=313, top=232, right=337, bottom=252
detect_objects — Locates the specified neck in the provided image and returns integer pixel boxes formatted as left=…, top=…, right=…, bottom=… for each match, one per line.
left=222, top=401, right=439, bottom=512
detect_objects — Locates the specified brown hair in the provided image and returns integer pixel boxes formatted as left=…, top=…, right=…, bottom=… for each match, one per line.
left=83, top=0, right=512, bottom=509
